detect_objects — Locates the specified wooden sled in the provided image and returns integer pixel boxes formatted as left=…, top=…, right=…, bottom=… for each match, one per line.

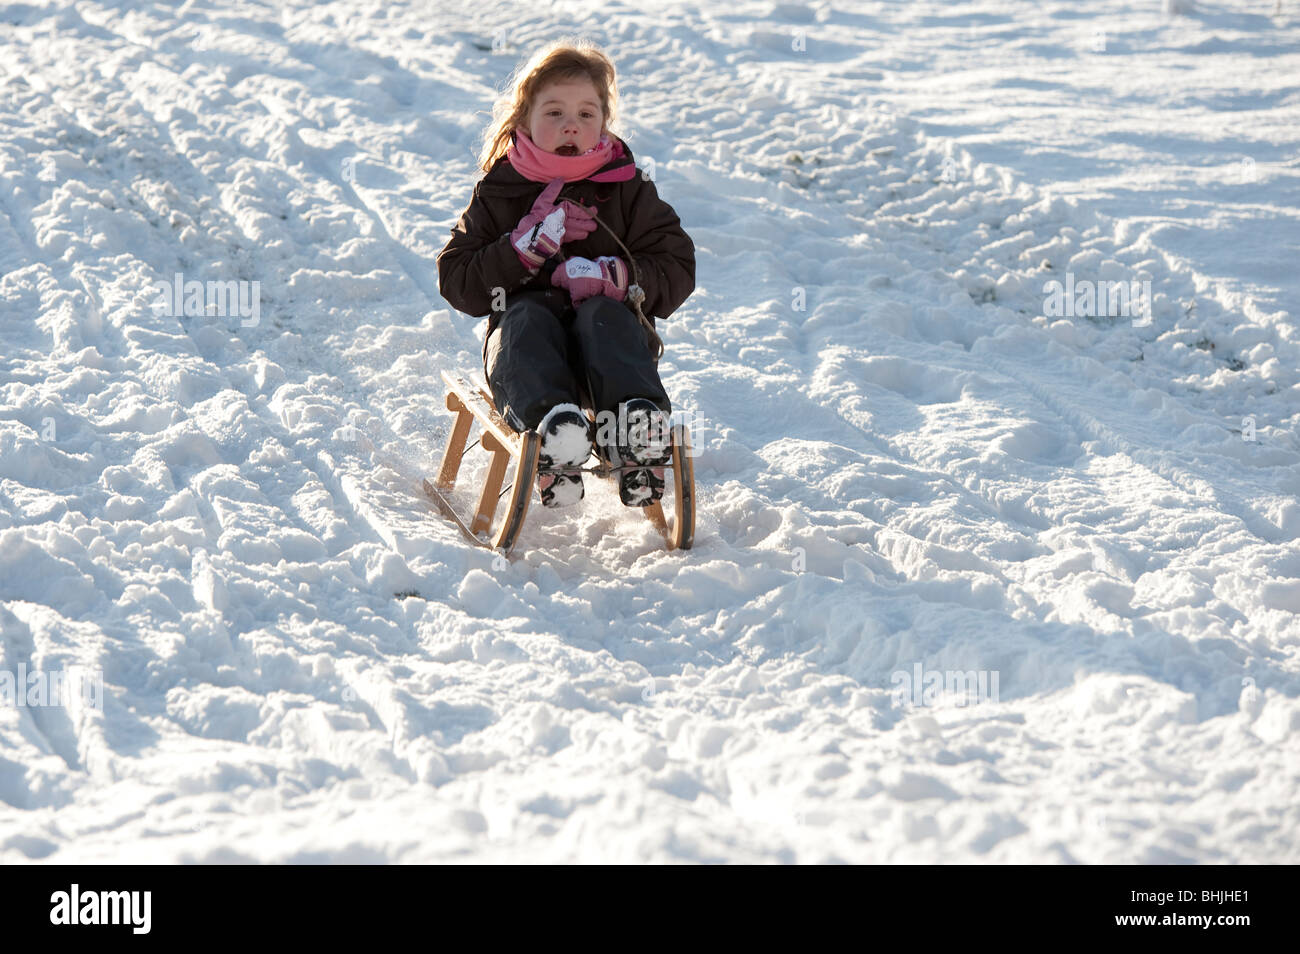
left=424, top=370, right=695, bottom=556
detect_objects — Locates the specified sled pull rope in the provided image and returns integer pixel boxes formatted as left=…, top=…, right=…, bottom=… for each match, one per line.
left=591, top=210, right=664, bottom=363
left=558, top=192, right=665, bottom=363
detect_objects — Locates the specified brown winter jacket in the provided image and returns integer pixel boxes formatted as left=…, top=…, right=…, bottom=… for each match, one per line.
left=436, top=134, right=695, bottom=341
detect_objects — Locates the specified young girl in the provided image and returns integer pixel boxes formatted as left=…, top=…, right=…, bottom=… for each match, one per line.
left=437, top=39, right=695, bottom=509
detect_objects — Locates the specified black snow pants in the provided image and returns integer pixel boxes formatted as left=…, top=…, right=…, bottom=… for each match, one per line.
left=483, top=289, right=671, bottom=439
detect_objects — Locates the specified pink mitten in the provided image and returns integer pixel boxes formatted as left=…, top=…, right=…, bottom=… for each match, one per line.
left=550, top=255, right=628, bottom=304
left=510, top=178, right=597, bottom=272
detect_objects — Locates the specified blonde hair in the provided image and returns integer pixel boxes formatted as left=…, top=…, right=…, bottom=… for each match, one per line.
left=477, top=38, right=622, bottom=175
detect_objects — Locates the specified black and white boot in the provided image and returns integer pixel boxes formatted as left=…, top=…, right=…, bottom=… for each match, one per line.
left=615, top=398, right=672, bottom=507
left=536, top=403, right=592, bottom=508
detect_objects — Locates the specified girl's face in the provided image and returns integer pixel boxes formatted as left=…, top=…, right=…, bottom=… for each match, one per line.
left=524, top=78, right=605, bottom=156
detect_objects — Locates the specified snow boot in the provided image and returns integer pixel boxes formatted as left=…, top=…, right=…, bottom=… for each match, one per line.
left=616, top=398, right=672, bottom=507
left=535, top=403, right=592, bottom=508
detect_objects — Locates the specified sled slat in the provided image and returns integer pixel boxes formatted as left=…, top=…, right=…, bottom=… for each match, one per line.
left=644, top=500, right=668, bottom=531
left=639, top=424, right=693, bottom=551
left=473, top=430, right=510, bottom=536
left=492, top=431, right=540, bottom=551
left=670, top=424, right=695, bottom=550
left=441, top=369, right=519, bottom=455
left=436, top=392, right=474, bottom=491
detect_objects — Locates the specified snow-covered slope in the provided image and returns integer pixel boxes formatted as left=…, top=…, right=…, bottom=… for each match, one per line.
left=1, top=0, right=1297, bottom=862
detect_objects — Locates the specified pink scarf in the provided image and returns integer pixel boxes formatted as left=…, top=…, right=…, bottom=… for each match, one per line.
left=505, top=128, right=624, bottom=183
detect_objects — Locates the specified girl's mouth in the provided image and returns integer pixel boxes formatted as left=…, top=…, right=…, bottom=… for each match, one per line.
left=555, top=143, right=579, bottom=156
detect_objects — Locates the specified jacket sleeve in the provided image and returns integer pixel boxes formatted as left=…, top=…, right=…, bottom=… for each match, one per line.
left=621, top=175, right=695, bottom=320
left=437, top=182, right=536, bottom=317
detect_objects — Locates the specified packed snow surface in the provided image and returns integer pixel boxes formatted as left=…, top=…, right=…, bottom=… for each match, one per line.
left=1, top=0, right=1298, bottom=862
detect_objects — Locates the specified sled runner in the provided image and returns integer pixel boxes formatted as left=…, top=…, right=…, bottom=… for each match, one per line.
left=424, top=369, right=694, bottom=556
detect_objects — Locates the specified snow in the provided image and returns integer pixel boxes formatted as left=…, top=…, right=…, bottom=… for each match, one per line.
left=1, top=0, right=1298, bottom=863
